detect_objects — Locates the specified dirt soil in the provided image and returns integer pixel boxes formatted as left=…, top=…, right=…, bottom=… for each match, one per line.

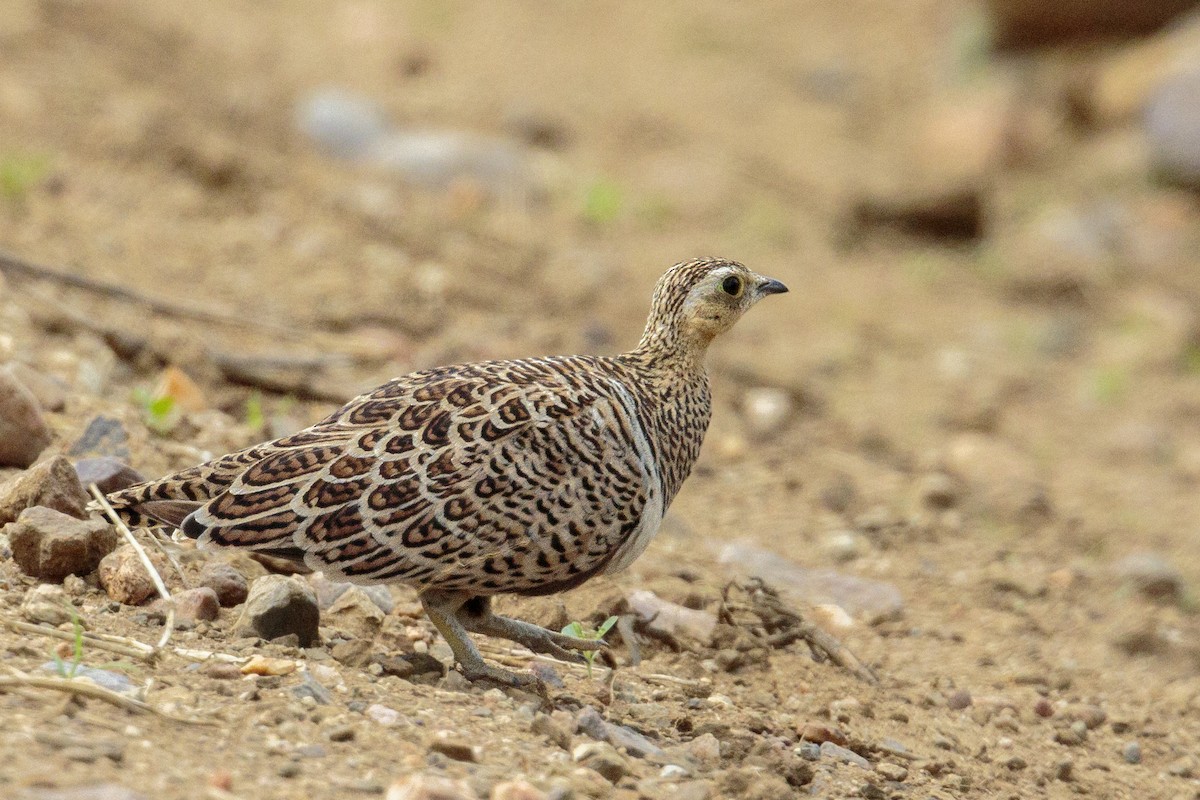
left=2, top=1, right=1200, bottom=799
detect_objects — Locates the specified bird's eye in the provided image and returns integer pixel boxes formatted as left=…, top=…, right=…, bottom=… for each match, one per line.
left=721, top=275, right=742, bottom=296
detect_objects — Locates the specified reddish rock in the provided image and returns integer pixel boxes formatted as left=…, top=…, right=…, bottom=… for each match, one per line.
left=0, top=366, right=52, bottom=468
left=174, top=586, right=220, bottom=622
left=5, top=505, right=119, bottom=581
left=98, top=545, right=165, bottom=605
left=985, top=0, right=1199, bottom=48
left=197, top=561, right=249, bottom=607
left=0, top=455, right=91, bottom=527
left=7, top=363, right=66, bottom=412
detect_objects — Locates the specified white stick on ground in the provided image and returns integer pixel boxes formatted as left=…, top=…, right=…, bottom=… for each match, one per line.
left=88, top=484, right=176, bottom=651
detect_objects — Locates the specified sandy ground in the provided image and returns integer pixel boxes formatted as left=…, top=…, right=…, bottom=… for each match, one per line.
left=2, top=1, right=1200, bottom=798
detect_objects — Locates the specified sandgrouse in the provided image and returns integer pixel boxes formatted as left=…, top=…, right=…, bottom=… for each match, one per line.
left=104, top=258, right=787, bottom=685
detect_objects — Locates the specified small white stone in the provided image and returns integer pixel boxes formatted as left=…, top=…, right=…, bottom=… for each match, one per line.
left=742, top=387, right=793, bottom=436
left=367, top=703, right=400, bottom=726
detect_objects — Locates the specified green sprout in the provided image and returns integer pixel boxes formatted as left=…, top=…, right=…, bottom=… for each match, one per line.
left=0, top=153, right=49, bottom=202
left=51, top=610, right=86, bottom=679
left=561, top=615, right=619, bottom=677
left=244, top=391, right=265, bottom=431
left=50, top=610, right=136, bottom=680
left=582, top=179, right=623, bottom=226
left=132, top=387, right=180, bottom=435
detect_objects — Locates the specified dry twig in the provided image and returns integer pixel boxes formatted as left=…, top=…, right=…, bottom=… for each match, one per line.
left=89, top=486, right=175, bottom=651
left=0, top=249, right=301, bottom=335
left=723, top=579, right=879, bottom=685
left=21, top=283, right=352, bottom=401
left=0, top=617, right=154, bottom=661
left=0, top=670, right=211, bottom=725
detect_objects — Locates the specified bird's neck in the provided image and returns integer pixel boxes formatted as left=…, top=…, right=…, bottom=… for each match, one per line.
left=632, top=317, right=710, bottom=375
left=620, top=340, right=712, bottom=508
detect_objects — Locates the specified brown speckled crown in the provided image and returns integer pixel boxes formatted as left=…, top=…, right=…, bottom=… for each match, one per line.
left=105, top=258, right=757, bottom=597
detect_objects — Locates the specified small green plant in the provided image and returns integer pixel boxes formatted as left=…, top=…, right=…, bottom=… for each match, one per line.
left=51, top=610, right=86, bottom=679
left=561, top=615, right=619, bottom=677
left=1089, top=365, right=1129, bottom=405
left=132, top=387, right=180, bottom=435
left=0, top=153, right=49, bottom=202
left=582, top=179, right=623, bottom=226
left=244, top=391, right=265, bottom=431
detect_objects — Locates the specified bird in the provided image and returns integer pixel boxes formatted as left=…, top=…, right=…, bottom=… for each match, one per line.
left=103, top=257, right=788, bottom=686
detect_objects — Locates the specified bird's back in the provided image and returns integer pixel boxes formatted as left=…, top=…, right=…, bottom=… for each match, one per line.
left=105, top=354, right=701, bottom=595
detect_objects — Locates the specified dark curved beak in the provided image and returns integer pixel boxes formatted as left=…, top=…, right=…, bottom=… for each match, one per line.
left=758, top=278, right=789, bottom=296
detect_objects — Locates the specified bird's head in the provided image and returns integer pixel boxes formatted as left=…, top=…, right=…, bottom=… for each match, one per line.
left=638, top=258, right=788, bottom=356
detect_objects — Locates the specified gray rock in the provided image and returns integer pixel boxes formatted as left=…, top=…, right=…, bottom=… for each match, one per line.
left=297, top=88, right=389, bottom=160
left=73, top=457, right=146, bottom=495
left=576, top=706, right=666, bottom=760
left=1122, top=740, right=1142, bottom=764
left=1147, top=70, right=1200, bottom=188
left=796, top=742, right=822, bottom=761
left=297, top=88, right=533, bottom=196
left=718, top=541, right=904, bottom=622
left=6, top=505, right=118, bottom=581
left=819, top=741, right=870, bottom=769
left=307, top=571, right=394, bottom=614
left=66, top=415, right=131, bottom=461
left=0, top=455, right=91, bottom=527
left=21, top=583, right=77, bottom=625
left=0, top=366, right=52, bottom=467
left=197, top=561, right=249, bottom=607
left=41, top=662, right=137, bottom=693
left=236, top=574, right=320, bottom=646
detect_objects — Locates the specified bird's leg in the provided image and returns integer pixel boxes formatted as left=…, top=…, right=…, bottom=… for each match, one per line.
left=419, top=590, right=537, bottom=688
left=456, top=596, right=607, bottom=663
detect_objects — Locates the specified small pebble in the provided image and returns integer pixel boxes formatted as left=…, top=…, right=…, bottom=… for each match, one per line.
left=367, top=704, right=400, bottom=726
left=796, top=742, right=822, bottom=761
left=240, top=655, right=297, bottom=676
left=947, top=689, right=972, bottom=710
left=327, top=725, right=356, bottom=742
left=1122, top=740, right=1142, bottom=764
left=429, top=730, right=480, bottom=762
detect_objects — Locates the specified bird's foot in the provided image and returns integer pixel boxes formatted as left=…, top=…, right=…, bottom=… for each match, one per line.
left=457, top=606, right=607, bottom=662
left=457, top=660, right=541, bottom=690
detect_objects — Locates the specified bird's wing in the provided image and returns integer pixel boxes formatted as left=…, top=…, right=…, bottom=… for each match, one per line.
left=182, top=363, right=657, bottom=594
left=102, top=408, right=379, bottom=527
